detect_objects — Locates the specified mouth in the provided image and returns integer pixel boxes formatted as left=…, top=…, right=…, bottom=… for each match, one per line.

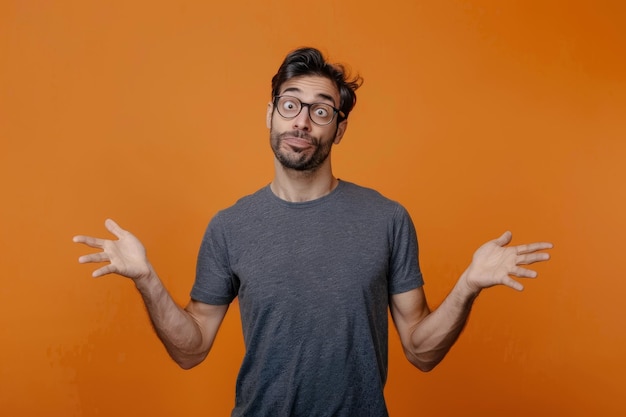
left=280, top=131, right=315, bottom=151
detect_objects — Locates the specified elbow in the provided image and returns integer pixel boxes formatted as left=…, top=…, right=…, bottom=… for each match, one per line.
left=171, top=350, right=207, bottom=370
left=174, top=358, right=202, bottom=371
left=408, top=356, right=440, bottom=373
left=176, top=359, right=200, bottom=370
left=405, top=348, right=444, bottom=373
left=415, top=360, right=439, bottom=373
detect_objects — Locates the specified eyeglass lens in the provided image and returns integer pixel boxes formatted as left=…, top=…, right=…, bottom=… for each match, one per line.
left=275, top=96, right=336, bottom=125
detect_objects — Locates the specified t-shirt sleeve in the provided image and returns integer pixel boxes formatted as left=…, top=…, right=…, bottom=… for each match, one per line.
left=190, top=212, right=239, bottom=305
left=388, top=205, right=424, bottom=294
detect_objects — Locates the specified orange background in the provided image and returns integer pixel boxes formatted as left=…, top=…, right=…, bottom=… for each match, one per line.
left=1, top=1, right=625, bottom=416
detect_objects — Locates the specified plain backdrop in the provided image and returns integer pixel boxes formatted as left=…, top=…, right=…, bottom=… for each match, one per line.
left=1, top=1, right=625, bottom=416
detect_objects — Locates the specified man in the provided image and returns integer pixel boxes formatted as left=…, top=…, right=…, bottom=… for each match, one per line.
left=74, top=47, right=553, bottom=416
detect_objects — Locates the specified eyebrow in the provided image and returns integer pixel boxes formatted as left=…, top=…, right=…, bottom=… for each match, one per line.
left=280, top=87, right=337, bottom=106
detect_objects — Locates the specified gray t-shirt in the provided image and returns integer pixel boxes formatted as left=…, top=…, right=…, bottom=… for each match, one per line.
left=191, top=180, right=423, bottom=417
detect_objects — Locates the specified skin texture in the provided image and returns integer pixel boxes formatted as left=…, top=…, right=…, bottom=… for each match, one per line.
left=269, top=77, right=343, bottom=173
left=266, top=76, right=347, bottom=202
left=73, top=74, right=553, bottom=372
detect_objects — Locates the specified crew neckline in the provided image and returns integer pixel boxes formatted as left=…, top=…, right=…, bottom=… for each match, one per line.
left=265, top=179, right=345, bottom=208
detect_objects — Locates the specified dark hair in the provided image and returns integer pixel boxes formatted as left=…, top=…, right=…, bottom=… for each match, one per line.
left=271, top=47, right=363, bottom=122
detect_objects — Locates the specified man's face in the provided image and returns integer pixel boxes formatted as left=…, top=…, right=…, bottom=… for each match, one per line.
left=267, top=75, right=347, bottom=172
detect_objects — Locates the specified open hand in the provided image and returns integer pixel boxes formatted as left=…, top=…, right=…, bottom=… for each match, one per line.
left=463, top=231, right=553, bottom=293
left=73, top=219, right=151, bottom=280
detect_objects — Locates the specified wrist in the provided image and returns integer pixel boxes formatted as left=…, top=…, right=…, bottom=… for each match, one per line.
left=457, top=270, right=482, bottom=300
left=133, top=263, right=157, bottom=290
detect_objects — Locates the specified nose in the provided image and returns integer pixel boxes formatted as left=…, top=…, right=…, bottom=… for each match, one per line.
left=292, top=104, right=312, bottom=131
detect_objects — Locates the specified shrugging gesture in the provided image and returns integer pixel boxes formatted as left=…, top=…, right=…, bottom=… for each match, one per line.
left=73, top=219, right=152, bottom=281
left=73, top=219, right=229, bottom=369
left=391, top=231, right=553, bottom=371
left=462, top=231, right=553, bottom=293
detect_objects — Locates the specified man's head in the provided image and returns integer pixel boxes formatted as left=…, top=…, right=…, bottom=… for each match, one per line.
left=267, top=48, right=362, bottom=172
left=271, top=47, right=362, bottom=123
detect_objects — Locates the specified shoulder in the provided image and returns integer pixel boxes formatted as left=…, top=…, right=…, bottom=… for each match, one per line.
left=202, top=185, right=273, bottom=236
left=215, top=185, right=272, bottom=217
left=336, top=180, right=408, bottom=215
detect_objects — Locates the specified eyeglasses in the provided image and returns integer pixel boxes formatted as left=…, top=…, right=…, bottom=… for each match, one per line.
left=273, top=95, right=345, bottom=126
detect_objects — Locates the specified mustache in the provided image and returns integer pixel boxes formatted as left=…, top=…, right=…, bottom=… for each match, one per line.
left=279, top=130, right=315, bottom=142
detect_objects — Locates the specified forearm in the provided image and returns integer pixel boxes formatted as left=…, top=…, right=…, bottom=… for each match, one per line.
left=134, top=267, right=207, bottom=369
left=407, top=272, right=479, bottom=371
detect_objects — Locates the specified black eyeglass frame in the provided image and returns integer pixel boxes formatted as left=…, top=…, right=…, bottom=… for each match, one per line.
left=273, top=95, right=346, bottom=126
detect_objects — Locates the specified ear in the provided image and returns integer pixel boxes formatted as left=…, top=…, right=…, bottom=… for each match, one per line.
left=266, top=102, right=273, bottom=129
left=333, top=119, right=348, bottom=144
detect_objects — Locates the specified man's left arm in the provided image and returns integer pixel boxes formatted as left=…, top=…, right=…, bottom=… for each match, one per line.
left=390, top=231, right=553, bottom=372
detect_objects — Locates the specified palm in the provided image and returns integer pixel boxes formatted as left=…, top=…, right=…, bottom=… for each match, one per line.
left=74, top=219, right=151, bottom=280
left=464, top=231, right=552, bottom=292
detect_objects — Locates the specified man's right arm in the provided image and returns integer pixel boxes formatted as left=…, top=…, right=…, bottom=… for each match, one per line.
left=73, top=219, right=228, bottom=369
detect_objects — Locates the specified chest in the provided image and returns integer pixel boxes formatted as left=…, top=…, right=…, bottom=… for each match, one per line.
left=228, top=212, right=392, bottom=307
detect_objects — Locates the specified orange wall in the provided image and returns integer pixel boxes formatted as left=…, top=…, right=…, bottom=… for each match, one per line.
left=1, top=1, right=625, bottom=415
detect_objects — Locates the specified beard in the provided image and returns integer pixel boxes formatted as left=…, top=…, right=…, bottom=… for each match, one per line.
left=270, top=125, right=337, bottom=172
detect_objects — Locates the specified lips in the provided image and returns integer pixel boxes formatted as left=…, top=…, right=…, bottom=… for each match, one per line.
left=280, top=131, right=315, bottom=150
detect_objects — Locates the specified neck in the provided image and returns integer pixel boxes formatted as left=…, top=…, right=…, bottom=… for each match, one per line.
left=270, top=159, right=338, bottom=202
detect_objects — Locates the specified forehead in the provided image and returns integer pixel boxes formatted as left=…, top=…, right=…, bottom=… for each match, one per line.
left=278, top=75, right=340, bottom=105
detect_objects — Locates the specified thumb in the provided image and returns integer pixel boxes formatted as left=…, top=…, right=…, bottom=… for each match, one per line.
left=493, top=231, right=512, bottom=247
left=104, top=218, right=125, bottom=239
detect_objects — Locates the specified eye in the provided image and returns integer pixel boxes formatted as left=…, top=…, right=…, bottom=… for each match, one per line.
left=312, top=105, right=330, bottom=118
left=280, top=97, right=300, bottom=113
